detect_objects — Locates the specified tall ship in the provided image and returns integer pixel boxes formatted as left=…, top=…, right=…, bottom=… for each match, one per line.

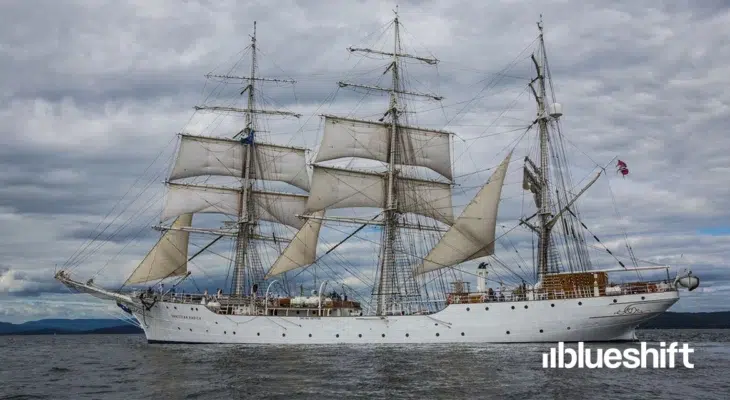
left=56, top=14, right=699, bottom=344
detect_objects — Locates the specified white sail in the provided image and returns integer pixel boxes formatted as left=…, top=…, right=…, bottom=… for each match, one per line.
left=161, top=183, right=307, bottom=229
left=251, top=143, right=310, bottom=192
left=306, top=165, right=453, bottom=224
left=162, top=183, right=240, bottom=221
left=415, top=152, right=512, bottom=275
left=125, top=214, right=193, bottom=284
left=315, top=116, right=453, bottom=180
left=169, top=135, right=309, bottom=191
left=252, top=190, right=308, bottom=229
left=265, top=210, right=324, bottom=278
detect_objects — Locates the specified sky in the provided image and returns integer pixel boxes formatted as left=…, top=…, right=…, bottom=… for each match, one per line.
left=1, top=0, right=729, bottom=323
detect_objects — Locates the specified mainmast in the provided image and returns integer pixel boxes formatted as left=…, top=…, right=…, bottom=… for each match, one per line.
left=309, top=9, right=447, bottom=315
left=380, top=11, right=402, bottom=316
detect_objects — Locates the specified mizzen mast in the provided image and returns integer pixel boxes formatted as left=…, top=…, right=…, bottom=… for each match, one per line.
left=534, top=19, right=552, bottom=281
left=525, top=18, right=601, bottom=281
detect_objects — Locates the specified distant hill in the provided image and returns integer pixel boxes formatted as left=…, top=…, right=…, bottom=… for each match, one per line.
left=640, top=311, right=730, bottom=329
left=0, top=311, right=727, bottom=336
left=0, top=318, right=143, bottom=335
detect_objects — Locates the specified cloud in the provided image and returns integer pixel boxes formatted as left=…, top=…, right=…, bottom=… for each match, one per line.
left=1, top=0, right=729, bottom=322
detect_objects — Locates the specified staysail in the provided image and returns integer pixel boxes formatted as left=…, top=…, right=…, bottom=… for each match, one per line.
left=415, top=152, right=512, bottom=275
left=265, top=210, right=325, bottom=278
left=125, top=213, right=193, bottom=284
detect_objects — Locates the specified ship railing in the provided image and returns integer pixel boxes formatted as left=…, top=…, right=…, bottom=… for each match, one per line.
left=446, top=279, right=675, bottom=305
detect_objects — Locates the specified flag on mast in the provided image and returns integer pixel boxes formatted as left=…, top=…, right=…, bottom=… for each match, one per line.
left=616, top=160, right=629, bottom=177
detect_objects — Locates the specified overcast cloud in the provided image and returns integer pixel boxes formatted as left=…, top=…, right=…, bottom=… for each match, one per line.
left=1, top=0, right=729, bottom=323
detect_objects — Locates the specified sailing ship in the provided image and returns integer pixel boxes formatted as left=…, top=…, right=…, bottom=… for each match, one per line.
left=56, top=15, right=700, bottom=344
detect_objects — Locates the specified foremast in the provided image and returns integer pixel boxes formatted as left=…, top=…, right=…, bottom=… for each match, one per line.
left=155, top=22, right=305, bottom=297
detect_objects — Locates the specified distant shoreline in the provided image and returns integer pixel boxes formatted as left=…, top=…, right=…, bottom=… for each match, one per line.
left=2, top=311, right=729, bottom=336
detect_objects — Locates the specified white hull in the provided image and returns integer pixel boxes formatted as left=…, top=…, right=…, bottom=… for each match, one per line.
left=133, top=291, right=678, bottom=344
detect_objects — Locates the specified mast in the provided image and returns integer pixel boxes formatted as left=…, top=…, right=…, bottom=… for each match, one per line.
left=378, top=10, right=401, bottom=316
left=310, top=8, right=445, bottom=315
left=233, top=21, right=257, bottom=297
left=535, top=19, right=551, bottom=281
left=523, top=18, right=602, bottom=281
left=162, top=22, right=303, bottom=297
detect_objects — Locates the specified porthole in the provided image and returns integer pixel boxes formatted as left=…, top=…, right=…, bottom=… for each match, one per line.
left=336, top=334, right=340, bottom=338
left=578, top=302, right=582, bottom=306
left=309, top=334, right=312, bottom=337
left=257, top=332, right=260, bottom=336
left=381, top=334, right=385, bottom=338
left=524, top=305, right=528, bottom=309
left=191, top=307, right=194, bottom=311
left=405, top=333, right=409, bottom=338
left=506, top=331, right=510, bottom=335
left=511, top=306, right=515, bottom=310
left=436, top=333, right=440, bottom=337
left=461, top=332, right=465, bottom=336
left=485, top=306, right=489, bottom=311
left=177, top=327, right=180, bottom=330
left=282, top=333, right=286, bottom=337
left=434, top=323, right=438, bottom=326
left=206, top=329, right=209, bottom=333
left=539, top=329, right=543, bottom=333
left=233, top=331, right=236, bottom=335
left=189, top=328, right=192, bottom=332
left=215, top=322, right=218, bottom=325
left=174, top=306, right=177, bottom=310
left=358, top=334, right=362, bottom=338
left=466, top=307, right=470, bottom=311
left=641, top=296, right=645, bottom=300
left=551, top=304, right=555, bottom=307
left=224, top=331, right=227, bottom=334
left=613, top=299, right=617, bottom=303
left=567, top=327, right=571, bottom=330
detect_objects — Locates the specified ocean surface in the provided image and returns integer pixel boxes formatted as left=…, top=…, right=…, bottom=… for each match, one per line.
left=1, top=330, right=729, bottom=399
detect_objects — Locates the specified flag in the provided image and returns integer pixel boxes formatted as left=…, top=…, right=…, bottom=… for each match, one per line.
left=616, top=160, right=629, bottom=177
left=241, top=129, right=255, bottom=145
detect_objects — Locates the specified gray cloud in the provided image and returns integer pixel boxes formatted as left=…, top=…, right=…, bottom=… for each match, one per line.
left=1, top=0, right=729, bottom=321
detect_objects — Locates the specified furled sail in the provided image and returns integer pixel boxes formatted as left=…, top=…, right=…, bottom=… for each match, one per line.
left=265, top=210, right=324, bottom=278
left=169, top=134, right=309, bottom=191
left=315, top=116, right=453, bottom=180
left=125, top=213, right=193, bottom=284
left=161, top=183, right=308, bottom=229
left=305, top=165, right=453, bottom=224
left=415, top=152, right=512, bottom=275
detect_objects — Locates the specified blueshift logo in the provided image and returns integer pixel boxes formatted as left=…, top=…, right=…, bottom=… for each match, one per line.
left=542, top=342, right=694, bottom=369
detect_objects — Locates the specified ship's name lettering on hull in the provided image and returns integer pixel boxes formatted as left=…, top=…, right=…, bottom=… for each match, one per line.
left=171, top=314, right=202, bottom=320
